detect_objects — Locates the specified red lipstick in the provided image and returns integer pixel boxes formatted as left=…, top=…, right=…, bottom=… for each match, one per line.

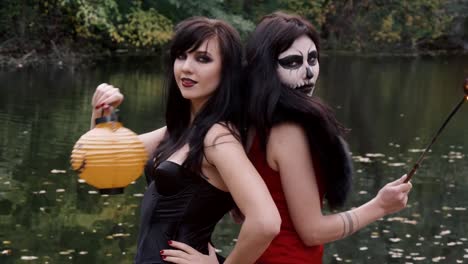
left=181, top=78, right=197, bottom=88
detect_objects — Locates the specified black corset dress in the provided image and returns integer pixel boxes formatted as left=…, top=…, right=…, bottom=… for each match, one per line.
left=135, top=159, right=234, bottom=264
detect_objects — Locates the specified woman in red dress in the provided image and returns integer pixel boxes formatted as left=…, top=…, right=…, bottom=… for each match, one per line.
left=164, top=12, right=412, bottom=264
left=243, top=12, right=412, bottom=263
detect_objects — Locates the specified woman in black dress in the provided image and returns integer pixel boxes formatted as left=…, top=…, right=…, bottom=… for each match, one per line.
left=90, top=17, right=281, bottom=264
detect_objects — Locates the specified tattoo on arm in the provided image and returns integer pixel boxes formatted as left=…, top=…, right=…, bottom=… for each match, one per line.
left=339, top=211, right=358, bottom=238
left=339, top=213, right=347, bottom=238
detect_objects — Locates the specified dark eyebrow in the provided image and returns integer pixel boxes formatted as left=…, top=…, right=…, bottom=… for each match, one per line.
left=192, top=50, right=212, bottom=57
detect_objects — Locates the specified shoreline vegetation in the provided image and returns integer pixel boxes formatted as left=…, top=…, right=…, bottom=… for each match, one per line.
left=1, top=0, right=467, bottom=70
left=2, top=47, right=468, bottom=71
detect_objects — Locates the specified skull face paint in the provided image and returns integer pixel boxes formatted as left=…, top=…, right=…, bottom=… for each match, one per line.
left=277, top=35, right=319, bottom=96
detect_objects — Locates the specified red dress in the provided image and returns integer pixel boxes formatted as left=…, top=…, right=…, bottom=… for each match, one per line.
left=249, top=135, right=325, bottom=264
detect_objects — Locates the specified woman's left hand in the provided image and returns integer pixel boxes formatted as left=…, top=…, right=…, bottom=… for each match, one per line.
left=161, top=240, right=219, bottom=264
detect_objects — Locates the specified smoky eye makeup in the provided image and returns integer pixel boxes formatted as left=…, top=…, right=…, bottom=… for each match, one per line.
left=195, top=52, right=213, bottom=63
left=278, top=55, right=303, bottom=69
left=307, top=51, right=318, bottom=65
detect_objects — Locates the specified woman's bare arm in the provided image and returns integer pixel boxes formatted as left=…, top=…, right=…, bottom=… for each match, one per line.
left=269, top=123, right=411, bottom=246
left=204, top=124, right=281, bottom=264
left=89, top=83, right=166, bottom=157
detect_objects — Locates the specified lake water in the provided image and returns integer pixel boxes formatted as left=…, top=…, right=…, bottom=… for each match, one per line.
left=1, top=55, right=468, bottom=263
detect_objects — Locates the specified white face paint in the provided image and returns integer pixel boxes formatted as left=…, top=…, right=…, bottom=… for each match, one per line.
left=277, top=35, right=319, bottom=96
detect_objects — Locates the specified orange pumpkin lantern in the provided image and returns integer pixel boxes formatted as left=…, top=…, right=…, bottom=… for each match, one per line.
left=71, top=112, right=148, bottom=194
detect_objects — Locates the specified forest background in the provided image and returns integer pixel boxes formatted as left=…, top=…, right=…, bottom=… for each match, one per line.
left=1, top=0, right=467, bottom=68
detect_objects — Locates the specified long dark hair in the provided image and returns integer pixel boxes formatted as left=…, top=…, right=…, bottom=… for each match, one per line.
left=245, top=12, right=352, bottom=209
left=154, top=17, right=245, bottom=174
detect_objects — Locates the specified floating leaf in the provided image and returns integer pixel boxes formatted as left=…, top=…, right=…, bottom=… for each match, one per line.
left=51, top=169, right=67, bottom=174
left=365, top=153, right=385, bottom=158
left=432, top=256, right=445, bottom=262
left=353, top=156, right=372, bottom=163
left=1, top=249, right=12, bottom=255
left=388, top=162, right=406, bottom=167
left=112, top=233, right=130, bottom=238
left=20, top=256, right=38, bottom=260
left=408, top=149, right=425, bottom=153
left=387, top=217, right=417, bottom=225
left=440, top=230, right=451, bottom=236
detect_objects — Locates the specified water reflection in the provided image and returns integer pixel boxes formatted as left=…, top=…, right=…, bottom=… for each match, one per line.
left=318, top=55, right=468, bottom=263
left=1, top=56, right=467, bottom=263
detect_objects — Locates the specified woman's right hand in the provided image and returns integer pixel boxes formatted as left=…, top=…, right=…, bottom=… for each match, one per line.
left=374, top=175, right=412, bottom=215
left=91, top=83, right=124, bottom=116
